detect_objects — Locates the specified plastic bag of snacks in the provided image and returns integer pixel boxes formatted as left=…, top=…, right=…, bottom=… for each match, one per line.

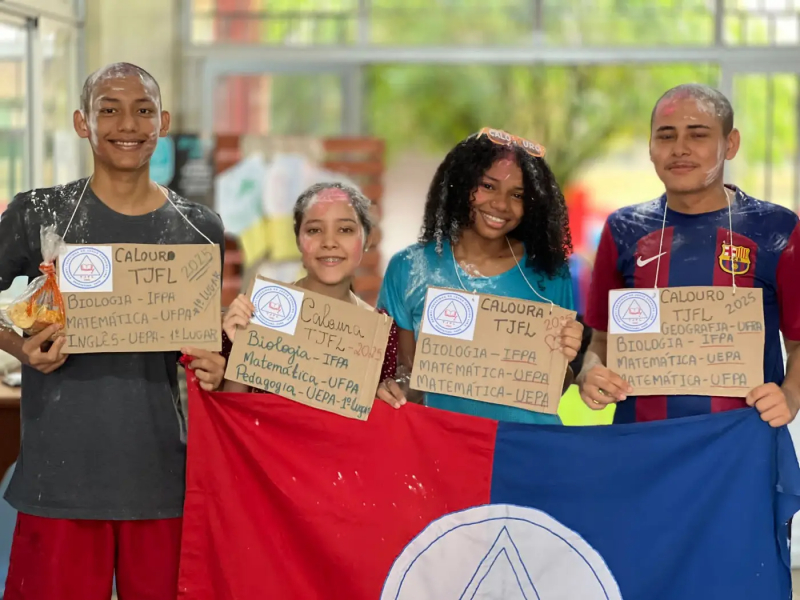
left=1, top=225, right=66, bottom=337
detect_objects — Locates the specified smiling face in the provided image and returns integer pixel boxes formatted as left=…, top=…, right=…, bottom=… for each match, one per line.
left=297, top=189, right=366, bottom=287
left=469, top=156, right=525, bottom=240
left=73, top=71, right=169, bottom=172
left=649, top=95, right=739, bottom=195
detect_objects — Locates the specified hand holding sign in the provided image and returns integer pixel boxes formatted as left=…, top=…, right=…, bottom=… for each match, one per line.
left=746, top=383, right=798, bottom=428
left=377, top=379, right=407, bottom=409
left=557, top=318, right=584, bottom=362
left=183, top=346, right=227, bottom=391
left=21, top=323, right=68, bottom=374
left=578, top=364, right=632, bottom=409
left=223, top=294, right=256, bottom=342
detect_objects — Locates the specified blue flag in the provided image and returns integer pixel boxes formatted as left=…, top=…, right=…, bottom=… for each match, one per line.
left=492, top=408, right=800, bottom=599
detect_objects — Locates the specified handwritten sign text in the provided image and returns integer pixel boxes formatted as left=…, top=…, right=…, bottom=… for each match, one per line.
left=61, top=244, right=222, bottom=353
left=608, top=286, right=765, bottom=396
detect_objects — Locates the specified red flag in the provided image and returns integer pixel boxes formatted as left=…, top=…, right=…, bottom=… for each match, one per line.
left=177, top=369, right=800, bottom=600
left=177, top=370, right=495, bottom=599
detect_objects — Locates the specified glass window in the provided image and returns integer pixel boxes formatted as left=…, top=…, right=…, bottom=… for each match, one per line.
left=0, top=18, right=27, bottom=210
left=214, top=73, right=343, bottom=137
left=730, top=73, right=799, bottom=209
left=189, top=0, right=727, bottom=46
left=42, top=19, right=80, bottom=187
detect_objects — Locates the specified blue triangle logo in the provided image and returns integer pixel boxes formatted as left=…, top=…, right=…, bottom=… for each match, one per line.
left=459, top=527, right=539, bottom=599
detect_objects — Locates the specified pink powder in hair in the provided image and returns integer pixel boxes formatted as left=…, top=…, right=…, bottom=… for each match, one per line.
left=659, top=103, right=678, bottom=116
left=656, top=91, right=695, bottom=117
left=491, top=158, right=518, bottom=181
left=315, top=188, right=350, bottom=204
left=657, top=94, right=717, bottom=119
left=498, top=148, right=515, bottom=160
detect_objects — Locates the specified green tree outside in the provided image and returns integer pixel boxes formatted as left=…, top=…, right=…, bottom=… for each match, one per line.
left=249, top=0, right=797, bottom=190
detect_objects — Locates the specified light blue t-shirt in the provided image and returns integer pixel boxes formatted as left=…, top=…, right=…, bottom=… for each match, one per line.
left=378, top=240, right=574, bottom=425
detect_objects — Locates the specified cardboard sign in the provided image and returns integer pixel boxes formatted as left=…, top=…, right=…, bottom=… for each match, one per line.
left=607, top=286, right=765, bottom=396
left=60, top=244, right=222, bottom=354
left=224, top=277, right=393, bottom=421
left=411, top=287, right=577, bottom=415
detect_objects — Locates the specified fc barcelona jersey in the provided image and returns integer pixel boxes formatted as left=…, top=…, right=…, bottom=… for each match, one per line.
left=585, top=186, right=800, bottom=424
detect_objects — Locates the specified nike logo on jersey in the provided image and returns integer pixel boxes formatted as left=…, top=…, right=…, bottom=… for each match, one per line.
left=636, top=252, right=666, bottom=267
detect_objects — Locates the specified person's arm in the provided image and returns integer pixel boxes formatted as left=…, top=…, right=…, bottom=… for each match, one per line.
left=577, top=329, right=630, bottom=402
left=555, top=265, right=582, bottom=394
left=0, top=197, right=29, bottom=361
left=746, top=338, right=800, bottom=427
left=0, top=197, right=68, bottom=372
left=583, top=330, right=608, bottom=373
left=576, top=220, right=632, bottom=409
left=378, top=327, right=423, bottom=408
left=1, top=324, right=66, bottom=373
left=782, top=340, right=800, bottom=412
left=568, top=315, right=593, bottom=376
left=218, top=304, right=251, bottom=393
left=376, top=251, right=424, bottom=405
left=375, top=316, right=409, bottom=409
left=0, top=329, right=24, bottom=364
left=778, top=223, right=800, bottom=423
left=746, top=221, right=800, bottom=427
left=396, top=327, right=423, bottom=404
left=223, top=380, right=251, bottom=393
left=215, top=294, right=256, bottom=393
left=378, top=314, right=399, bottom=383
left=396, top=328, right=415, bottom=372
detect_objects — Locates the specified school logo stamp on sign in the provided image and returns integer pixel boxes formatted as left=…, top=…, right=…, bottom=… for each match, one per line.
left=253, top=286, right=297, bottom=329
left=249, top=281, right=305, bottom=336
left=609, top=290, right=660, bottom=335
left=428, top=293, right=473, bottom=336
left=381, top=504, right=622, bottom=600
left=421, top=289, right=479, bottom=341
left=719, top=243, right=751, bottom=275
left=59, top=246, right=113, bottom=293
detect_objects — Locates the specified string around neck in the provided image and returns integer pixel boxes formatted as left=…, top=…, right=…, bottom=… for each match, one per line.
left=61, top=177, right=214, bottom=245
left=725, top=188, right=736, bottom=294
left=450, top=237, right=556, bottom=314
left=61, top=177, right=92, bottom=240
left=652, top=187, right=737, bottom=295
left=156, top=184, right=214, bottom=245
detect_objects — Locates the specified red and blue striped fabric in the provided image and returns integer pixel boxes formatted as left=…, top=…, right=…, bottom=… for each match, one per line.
left=585, top=187, right=800, bottom=423
left=177, top=370, right=800, bottom=600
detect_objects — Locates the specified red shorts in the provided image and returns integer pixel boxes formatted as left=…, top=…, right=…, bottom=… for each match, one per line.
left=4, top=513, right=182, bottom=600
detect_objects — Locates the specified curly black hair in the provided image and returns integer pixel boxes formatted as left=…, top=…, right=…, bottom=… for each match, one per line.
left=419, top=133, right=572, bottom=278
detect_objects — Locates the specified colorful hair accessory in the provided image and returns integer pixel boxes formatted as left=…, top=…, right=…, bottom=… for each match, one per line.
left=476, top=127, right=546, bottom=158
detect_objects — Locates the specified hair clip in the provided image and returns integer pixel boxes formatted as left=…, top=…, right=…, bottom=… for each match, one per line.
left=476, top=127, right=546, bottom=158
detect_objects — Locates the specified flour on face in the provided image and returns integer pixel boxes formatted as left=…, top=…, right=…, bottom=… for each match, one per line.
left=80, top=63, right=162, bottom=147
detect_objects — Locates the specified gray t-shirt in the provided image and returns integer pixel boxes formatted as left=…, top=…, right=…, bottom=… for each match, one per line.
left=0, top=178, right=225, bottom=520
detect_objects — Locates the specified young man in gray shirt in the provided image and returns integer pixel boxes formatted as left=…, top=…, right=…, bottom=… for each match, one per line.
left=0, top=63, right=227, bottom=600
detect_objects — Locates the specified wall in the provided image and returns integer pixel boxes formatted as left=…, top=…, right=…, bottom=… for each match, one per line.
left=380, top=152, right=438, bottom=269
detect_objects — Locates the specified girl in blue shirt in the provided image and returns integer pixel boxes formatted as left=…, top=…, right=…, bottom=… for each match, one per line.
left=377, top=128, right=583, bottom=424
